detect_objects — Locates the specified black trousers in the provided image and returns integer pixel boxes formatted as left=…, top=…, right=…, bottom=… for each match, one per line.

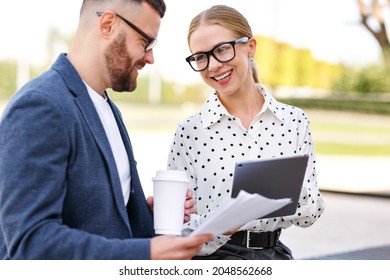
left=192, top=240, right=293, bottom=260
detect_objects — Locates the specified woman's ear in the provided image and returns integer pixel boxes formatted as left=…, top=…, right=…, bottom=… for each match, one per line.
left=248, top=37, right=257, bottom=58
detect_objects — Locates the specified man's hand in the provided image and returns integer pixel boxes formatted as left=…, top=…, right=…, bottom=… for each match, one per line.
left=146, top=188, right=196, bottom=223
left=151, top=234, right=212, bottom=260
left=146, top=196, right=154, bottom=212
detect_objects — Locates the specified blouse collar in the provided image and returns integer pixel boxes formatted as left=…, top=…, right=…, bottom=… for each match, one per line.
left=200, top=85, right=285, bottom=128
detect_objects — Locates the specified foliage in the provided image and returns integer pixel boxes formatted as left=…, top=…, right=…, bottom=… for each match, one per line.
left=331, top=64, right=390, bottom=94
left=108, top=76, right=150, bottom=103
left=0, top=61, right=17, bottom=100
left=279, top=97, right=390, bottom=115
left=109, top=76, right=208, bottom=104
left=0, top=63, right=49, bottom=100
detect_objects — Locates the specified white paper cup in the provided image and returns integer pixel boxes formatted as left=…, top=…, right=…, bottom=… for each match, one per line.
left=152, top=170, right=190, bottom=235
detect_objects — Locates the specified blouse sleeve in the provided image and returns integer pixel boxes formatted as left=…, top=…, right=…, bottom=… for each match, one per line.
left=286, top=113, right=325, bottom=226
left=243, top=110, right=325, bottom=232
left=167, top=124, right=230, bottom=255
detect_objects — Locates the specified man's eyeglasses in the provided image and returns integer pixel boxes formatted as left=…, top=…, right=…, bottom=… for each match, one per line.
left=96, top=12, right=157, bottom=52
left=185, top=37, right=249, bottom=72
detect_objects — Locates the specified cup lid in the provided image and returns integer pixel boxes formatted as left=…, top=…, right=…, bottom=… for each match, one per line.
left=152, top=170, right=190, bottom=182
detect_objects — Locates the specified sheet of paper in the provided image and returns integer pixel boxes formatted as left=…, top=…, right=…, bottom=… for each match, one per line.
left=190, top=190, right=291, bottom=236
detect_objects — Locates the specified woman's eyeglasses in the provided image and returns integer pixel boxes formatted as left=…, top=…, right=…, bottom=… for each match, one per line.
left=185, top=37, right=249, bottom=72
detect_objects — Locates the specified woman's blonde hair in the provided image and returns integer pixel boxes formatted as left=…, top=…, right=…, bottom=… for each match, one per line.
left=188, top=5, right=259, bottom=83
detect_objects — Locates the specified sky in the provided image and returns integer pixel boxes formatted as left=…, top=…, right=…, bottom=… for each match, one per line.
left=0, top=0, right=386, bottom=85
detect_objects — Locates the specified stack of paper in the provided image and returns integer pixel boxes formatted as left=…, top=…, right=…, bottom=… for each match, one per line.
left=190, top=190, right=291, bottom=236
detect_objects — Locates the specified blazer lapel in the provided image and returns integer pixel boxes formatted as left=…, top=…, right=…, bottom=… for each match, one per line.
left=107, top=97, right=154, bottom=237
left=52, top=54, right=131, bottom=231
left=73, top=92, right=132, bottom=230
left=52, top=54, right=152, bottom=236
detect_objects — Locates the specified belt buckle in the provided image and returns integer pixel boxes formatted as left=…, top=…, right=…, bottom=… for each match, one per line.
left=246, top=231, right=263, bottom=249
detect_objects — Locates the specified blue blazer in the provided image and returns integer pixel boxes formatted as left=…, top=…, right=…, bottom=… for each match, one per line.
left=0, top=54, right=154, bottom=259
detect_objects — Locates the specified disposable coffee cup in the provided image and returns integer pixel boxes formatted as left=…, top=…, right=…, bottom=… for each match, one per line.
left=152, top=170, right=190, bottom=235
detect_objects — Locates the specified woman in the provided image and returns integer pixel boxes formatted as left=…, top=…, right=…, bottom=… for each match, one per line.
left=167, top=5, right=325, bottom=260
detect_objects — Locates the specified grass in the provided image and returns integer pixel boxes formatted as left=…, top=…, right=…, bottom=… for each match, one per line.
left=1, top=100, right=389, bottom=156
left=314, top=142, right=390, bottom=156
left=309, top=118, right=390, bottom=156
left=311, top=122, right=390, bottom=135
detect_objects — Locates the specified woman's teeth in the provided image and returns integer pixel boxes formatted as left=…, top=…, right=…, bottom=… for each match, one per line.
left=214, top=71, right=231, bottom=81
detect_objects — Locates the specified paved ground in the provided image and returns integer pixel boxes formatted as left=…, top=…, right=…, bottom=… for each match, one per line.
left=308, top=244, right=390, bottom=260
left=317, top=155, right=390, bottom=196
left=281, top=191, right=390, bottom=260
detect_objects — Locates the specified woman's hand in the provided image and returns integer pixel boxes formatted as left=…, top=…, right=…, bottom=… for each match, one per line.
left=146, top=188, right=196, bottom=223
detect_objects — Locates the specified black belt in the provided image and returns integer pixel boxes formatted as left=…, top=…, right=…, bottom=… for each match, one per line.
left=228, top=229, right=281, bottom=249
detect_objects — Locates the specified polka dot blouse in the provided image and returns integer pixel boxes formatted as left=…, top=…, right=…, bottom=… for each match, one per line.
left=168, top=85, right=325, bottom=256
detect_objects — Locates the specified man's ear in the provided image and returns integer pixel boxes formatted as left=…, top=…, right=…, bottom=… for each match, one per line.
left=98, top=12, right=117, bottom=37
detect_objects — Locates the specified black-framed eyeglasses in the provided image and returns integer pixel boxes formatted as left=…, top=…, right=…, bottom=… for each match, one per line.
left=185, top=37, right=249, bottom=72
left=96, top=11, right=157, bottom=52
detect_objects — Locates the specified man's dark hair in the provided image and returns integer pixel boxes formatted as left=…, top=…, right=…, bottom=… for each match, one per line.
left=142, top=0, right=166, bottom=17
left=81, top=0, right=166, bottom=18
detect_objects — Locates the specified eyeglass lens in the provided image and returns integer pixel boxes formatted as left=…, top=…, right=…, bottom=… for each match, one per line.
left=189, top=43, right=235, bottom=71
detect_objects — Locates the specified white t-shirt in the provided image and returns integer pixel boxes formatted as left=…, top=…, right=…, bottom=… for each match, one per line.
left=85, top=84, right=131, bottom=205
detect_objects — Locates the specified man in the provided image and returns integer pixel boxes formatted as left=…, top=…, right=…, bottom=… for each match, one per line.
left=0, top=0, right=212, bottom=259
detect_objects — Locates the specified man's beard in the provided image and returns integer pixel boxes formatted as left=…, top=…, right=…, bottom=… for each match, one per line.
left=104, top=31, right=138, bottom=92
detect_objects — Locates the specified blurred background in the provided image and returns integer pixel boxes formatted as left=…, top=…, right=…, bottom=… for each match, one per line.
left=0, top=0, right=389, bottom=259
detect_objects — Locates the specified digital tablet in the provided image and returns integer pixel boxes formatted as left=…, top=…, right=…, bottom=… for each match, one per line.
left=231, top=155, right=309, bottom=218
